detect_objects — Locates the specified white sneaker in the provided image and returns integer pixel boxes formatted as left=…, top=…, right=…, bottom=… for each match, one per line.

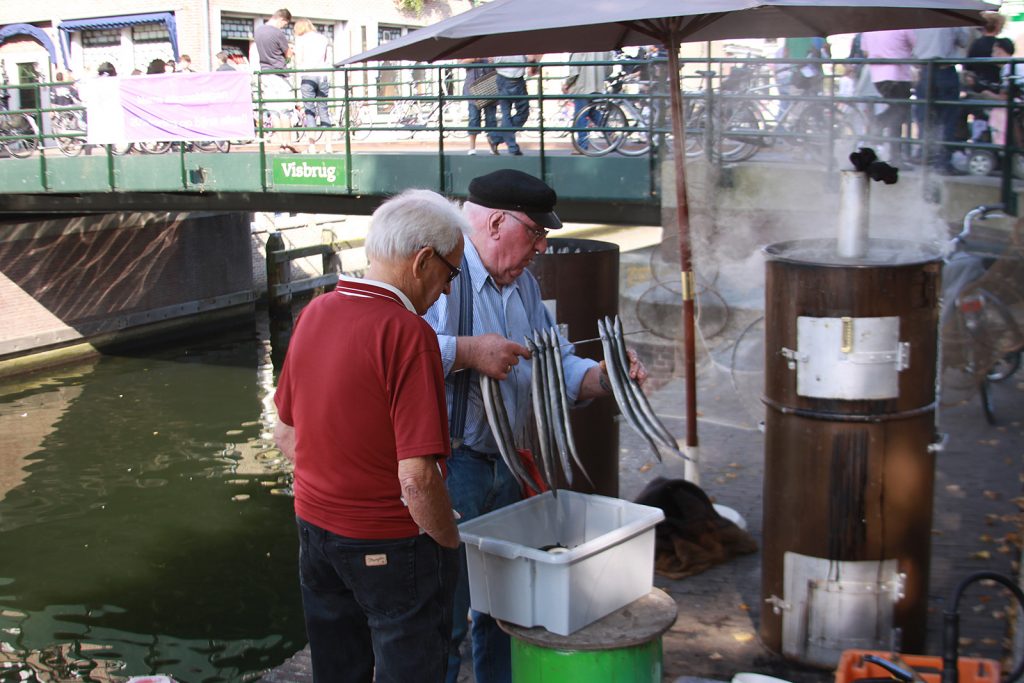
left=466, top=148, right=476, bottom=156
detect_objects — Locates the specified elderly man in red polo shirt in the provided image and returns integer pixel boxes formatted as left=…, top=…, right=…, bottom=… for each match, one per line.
left=274, top=188, right=466, bottom=683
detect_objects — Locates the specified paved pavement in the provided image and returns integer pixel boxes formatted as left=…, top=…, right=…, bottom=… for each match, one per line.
left=260, top=247, right=1024, bottom=683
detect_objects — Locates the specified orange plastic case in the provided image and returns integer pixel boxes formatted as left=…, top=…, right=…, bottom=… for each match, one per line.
left=835, top=650, right=1001, bottom=683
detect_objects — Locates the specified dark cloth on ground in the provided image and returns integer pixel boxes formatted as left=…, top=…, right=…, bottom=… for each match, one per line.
left=634, top=477, right=758, bottom=580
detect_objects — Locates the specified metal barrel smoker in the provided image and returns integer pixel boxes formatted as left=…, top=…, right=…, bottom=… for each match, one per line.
left=759, top=157, right=944, bottom=666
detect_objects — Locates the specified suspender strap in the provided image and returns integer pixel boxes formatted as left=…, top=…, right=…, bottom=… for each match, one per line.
left=449, top=267, right=473, bottom=446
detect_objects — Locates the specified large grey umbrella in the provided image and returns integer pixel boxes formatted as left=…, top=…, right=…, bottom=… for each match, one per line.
left=345, top=0, right=996, bottom=465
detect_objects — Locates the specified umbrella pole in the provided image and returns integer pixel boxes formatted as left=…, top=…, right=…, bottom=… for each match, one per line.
left=665, top=31, right=700, bottom=480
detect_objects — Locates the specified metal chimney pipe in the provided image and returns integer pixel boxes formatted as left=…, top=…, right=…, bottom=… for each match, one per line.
left=837, top=170, right=870, bottom=259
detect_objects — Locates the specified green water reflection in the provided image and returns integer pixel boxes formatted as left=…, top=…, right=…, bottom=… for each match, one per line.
left=0, top=318, right=305, bottom=682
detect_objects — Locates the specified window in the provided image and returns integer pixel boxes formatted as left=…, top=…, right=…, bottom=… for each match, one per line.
left=132, top=23, right=170, bottom=43
left=221, top=17, right=254, bottom=41
left=82, top=28, right=120, bottom=47
left=315, top=23, right=333, bottom=46
left=378, top=26, right=403, bottom=44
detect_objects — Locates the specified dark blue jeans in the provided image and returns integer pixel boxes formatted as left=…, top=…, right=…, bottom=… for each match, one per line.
left=445, top=447, right=522, bottom=683
left=489, top=75, right=529, bottom=153
left=468, top=101, right=498, bottom=136
left=297, top=516, right=459, bottom=683
left=300, top=77, right=332, bottom=127
left=573, top=97, right=602, bottom=149
left=915, top=65, right=962, bottom=165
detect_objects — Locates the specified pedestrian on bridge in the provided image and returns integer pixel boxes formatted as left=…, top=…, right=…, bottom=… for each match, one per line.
left=487, top=55, right=539, bottom=156
left=255, top=8, right=298, bottom=153
left=274, top=189, right=466, bottom=683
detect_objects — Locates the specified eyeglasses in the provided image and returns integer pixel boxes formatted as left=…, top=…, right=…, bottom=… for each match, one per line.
left=433, top=249, right=461, bottom=283
left=502, top=211, right=549, bottom=244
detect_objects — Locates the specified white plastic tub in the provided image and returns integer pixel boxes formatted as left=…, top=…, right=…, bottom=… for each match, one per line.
left=457, top=490, right=665, bottom=636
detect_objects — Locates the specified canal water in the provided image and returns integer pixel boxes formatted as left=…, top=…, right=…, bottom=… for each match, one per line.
left=0, top=312, right=306, bottom=682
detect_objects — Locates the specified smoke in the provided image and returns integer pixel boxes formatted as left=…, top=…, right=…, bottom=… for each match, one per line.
left=677, top=158, right=950, bottom=321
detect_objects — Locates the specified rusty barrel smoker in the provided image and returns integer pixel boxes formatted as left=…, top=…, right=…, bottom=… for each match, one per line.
left=529, top=238, right=619, bottom=497
left=760, top=237, right=943, bottom=667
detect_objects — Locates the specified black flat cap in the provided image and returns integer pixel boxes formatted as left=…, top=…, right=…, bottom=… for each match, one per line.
left=467, top=169, right=562, bottom=229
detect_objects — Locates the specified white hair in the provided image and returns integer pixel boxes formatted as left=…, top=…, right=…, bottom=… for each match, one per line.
left=365, top=189, right=468, bottom=262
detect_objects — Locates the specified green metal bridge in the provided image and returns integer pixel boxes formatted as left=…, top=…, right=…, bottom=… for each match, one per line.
left=0, top=146, right=661, bottom=223
left=1, top=55, right=1021, bottom=220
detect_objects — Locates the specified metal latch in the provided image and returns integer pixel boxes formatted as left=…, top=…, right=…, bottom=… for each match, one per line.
left=779, top=347, right=806, bottom=370
left=766, top=594, right=790, bottom=615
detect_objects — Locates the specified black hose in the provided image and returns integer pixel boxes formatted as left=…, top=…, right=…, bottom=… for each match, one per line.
left=942, top=571, right=1024, bottom=683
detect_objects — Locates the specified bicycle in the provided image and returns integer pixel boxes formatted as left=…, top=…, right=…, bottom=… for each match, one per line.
left=941, top=204, right=1024, bottom=424
left=50, top=107, right=87, bottom=157
left=0, top=87, right=39, bottom=159
left=570, top=72, right=659, bottom=157
left=685, top=64, right=869, bottom=166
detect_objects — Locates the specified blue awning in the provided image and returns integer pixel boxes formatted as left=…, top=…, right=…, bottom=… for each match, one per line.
left=58, top=12, right=178, bottom=70
left=0, top=24, right=58, bottom=66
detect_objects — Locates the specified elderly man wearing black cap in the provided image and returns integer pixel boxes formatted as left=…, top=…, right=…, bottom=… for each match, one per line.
left=424, top=169, right=647, bottom=683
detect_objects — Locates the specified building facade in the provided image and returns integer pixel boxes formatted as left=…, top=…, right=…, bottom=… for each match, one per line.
left=0, top=0, right=472, bottom=105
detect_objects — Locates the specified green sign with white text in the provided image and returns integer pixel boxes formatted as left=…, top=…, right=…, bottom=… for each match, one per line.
left=273, top=157, right=346, bottom=187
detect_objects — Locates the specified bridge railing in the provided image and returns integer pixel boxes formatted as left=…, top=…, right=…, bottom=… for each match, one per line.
left=1, top=56, right=1021, bottom=212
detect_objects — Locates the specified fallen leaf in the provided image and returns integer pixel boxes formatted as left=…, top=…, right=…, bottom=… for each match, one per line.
left=983, top=490, right=1001, bottom=500
left=733, top=633, right=754, bottom=643
left=992, top=611, right=1006, bottom=620
left=947, top=484, right=964, bottom=496
left=708, top=652, right=723, bottom=661
left=728, top=462, right=742, bottom=469
left=970, top=550, right=992, bottom=560
left=979, top=534, right=994, bottom=543
left=959, top=638, right=975, bottom=647
left=739, top=603, right=750, bottom=612
left=639, top=463, right=653, bottom=473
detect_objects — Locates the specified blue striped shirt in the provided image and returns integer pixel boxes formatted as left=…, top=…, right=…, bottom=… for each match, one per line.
left=423, top=238, right=598, bottom=454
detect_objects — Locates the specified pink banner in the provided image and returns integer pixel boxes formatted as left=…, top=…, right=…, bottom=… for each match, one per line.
left=104, top=71, right=255, bottom=143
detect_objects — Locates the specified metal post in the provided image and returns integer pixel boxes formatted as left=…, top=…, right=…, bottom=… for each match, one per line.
left=266, top=231, right=292, bottom=320
left=437, top=65, right=447, bottom=193
left=343, top=69, right=354, bottom=193
left=1002, top=78, right=1018, bottom=216
left=537, top=61, right=547, bottom=182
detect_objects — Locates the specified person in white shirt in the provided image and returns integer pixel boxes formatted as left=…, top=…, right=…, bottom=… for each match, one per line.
left=293, top=18, right=333, bottom=153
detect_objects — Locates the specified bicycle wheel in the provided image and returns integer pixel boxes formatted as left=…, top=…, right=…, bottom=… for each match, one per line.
left=571, top=101, right=625, bottom=157
left=137, top=141, right=171, bottom=154
left=960, top=286, right=1024, bottom=358
left=4, top=113, right=39, bottom=158
left=683, top=99, right=706, bottom=158
left=441, top=101, right=468, bottom=139
left=194, top=140, right=230, bottom=153
left=793, top=102, right=868, bottom=166
left=987, top=350, right=1021, bottom=382
left=615, top=101, right=653, bottom=157
left=714, top=100, right=762, bottom=162
left=52, top=112, right=85, bottom=157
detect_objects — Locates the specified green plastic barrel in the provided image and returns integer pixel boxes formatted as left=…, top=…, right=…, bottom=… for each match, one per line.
left=511, top=636, right=662, bottom=682
left=501, top=590, right=677, bottom=683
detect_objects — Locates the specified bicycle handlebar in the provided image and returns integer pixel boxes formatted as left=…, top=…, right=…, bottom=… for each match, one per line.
left=955, top=204, right=1007, bottom=247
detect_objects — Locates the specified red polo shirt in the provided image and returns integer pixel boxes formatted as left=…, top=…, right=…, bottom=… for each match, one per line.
left=274, top=278, right=451, bottom=539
